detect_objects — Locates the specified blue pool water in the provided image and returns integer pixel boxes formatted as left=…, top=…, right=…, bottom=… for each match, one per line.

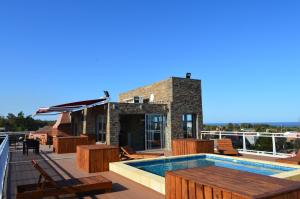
left=126, top=155, right=297, bottom=177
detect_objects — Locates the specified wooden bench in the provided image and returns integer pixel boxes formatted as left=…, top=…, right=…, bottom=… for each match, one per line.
left=172, top=139, right=214, bottom=156
left=166, top=166, right=300, bottom=199
left=77, top=144, right=119, bottom=173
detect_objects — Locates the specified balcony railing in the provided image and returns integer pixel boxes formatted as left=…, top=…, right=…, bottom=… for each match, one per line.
left=0, top=135, right=9, bottom=198
left=201, top=131, right=300, bottom=157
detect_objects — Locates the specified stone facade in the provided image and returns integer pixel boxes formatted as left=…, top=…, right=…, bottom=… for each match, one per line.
left=70, top=76, right=203, bottom=150
left=107, top=103, right=167, bottom=146
left=119, top=77, right=203, bottom=150
left=119, top=78, right=173, bottom=104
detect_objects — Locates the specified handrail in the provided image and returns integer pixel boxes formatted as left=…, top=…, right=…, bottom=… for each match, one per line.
left=200, top=131, right=299, bottom=157
left=0, top=135, right=9, bottom=199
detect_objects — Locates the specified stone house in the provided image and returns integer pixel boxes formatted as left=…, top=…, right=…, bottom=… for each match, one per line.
left=36, top=76, right=203, bottom=150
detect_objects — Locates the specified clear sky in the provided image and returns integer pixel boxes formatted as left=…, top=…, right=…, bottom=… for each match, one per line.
left=0, top=0, right=299, bottom=123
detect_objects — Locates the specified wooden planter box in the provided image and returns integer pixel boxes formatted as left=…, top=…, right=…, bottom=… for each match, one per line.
left=166, top=166, right=300, bottom=199
left=76, top=145, right=119, bottom=173
left=172, top=139, right=214, bottom=156
left=53, top=136, right=91, bottom=154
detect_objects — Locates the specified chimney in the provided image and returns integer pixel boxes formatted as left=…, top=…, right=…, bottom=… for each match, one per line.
left=186, top=72, right=191, bottom=79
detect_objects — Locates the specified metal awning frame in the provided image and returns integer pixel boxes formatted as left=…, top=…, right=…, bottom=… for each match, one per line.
left=34, top=97, right=109, bottom=116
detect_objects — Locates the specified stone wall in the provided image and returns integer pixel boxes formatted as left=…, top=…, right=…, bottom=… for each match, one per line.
left=170, top=77, right=203, bottom=142
left=70, top=111, right=83, bottom=136
left=119, top=78, right=172, bottom=104
left=106, top=102, right=167, bottom=146
left=118, top=77, right=203, bottom=150
left=85, top=105, right=107, bottom=136
left=70, top=76, right=203, bottom=150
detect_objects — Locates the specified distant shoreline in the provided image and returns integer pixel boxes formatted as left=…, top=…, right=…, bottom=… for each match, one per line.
left=205, top=122, right=300, bottom=127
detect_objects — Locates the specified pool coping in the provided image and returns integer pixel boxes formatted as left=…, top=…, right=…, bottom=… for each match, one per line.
left=109, top=153, right=300, bottom=195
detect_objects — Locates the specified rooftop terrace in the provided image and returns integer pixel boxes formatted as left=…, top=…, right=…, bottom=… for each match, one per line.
left=4, top=144, right=164, bottom=199
left=2, top=134, right=299, bottom=199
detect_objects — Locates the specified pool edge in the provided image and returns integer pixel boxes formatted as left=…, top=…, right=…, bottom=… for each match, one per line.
left=109, top=154, right=300, bottom=195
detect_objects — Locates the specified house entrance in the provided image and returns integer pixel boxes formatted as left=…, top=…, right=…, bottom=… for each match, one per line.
left=119, top=114, right=145, bottom=151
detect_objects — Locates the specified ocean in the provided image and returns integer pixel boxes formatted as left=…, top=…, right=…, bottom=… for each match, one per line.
left=205, top=122, right=300, bottom=127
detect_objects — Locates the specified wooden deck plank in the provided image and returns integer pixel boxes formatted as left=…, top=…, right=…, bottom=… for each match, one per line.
left=166, top=166, right=300, bottom=199
left=4, top=145, right=164, bottom=199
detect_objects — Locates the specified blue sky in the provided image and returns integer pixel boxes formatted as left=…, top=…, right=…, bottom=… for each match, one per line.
left=0, top=0, right=299, bottom=123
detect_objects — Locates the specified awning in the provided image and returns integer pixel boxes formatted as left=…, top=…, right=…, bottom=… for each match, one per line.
left=35, top=97, right=109, bottom=115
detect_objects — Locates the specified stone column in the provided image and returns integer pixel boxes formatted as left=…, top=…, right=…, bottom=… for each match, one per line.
left=106, top=103, right=120, bottom=146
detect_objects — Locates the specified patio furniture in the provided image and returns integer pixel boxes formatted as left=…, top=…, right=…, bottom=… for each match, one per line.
left=172, top=139, right=214, bottom=155
left=276, top=149, right=300, bottom=165
left=16, top=160, right=112, bottom=199
left=217, top=139, right=239, bottom=156
left=77, top=144, right=119, bottom=173
left=53, top=135, right=92, bottom=154
left=165, top=166, right=300, bottom=199
left=120, top=146, right=164, bottom=159
left=23, top=139, right=39, bottom=155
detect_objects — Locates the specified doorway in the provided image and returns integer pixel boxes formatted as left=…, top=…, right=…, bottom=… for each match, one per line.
left=145, top=114, right=165, bottom=150
left=95, top=114, right=106, bottom=143
left=119, top=114, right=145, bottom=151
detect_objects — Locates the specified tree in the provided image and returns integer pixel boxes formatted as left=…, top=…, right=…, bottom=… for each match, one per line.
left=0, top=112, right=54, bottom=131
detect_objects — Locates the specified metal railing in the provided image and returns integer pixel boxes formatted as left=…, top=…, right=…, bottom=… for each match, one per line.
left=201, top=131, right=300, bottom=157
left=0, top=135, right=9, bottom=199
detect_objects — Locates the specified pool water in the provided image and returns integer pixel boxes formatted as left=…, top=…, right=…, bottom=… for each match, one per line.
left=126, top=155, right=296, bottom=177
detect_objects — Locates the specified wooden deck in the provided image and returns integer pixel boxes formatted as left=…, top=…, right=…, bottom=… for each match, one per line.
left=166, top=166, right=300, bottom=199
left=4, top=143, right=294, bottom=199
left=4, top=144, right=164, bottom=199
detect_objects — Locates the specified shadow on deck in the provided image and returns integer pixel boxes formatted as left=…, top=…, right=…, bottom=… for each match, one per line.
left=4, top=144, right=164, bottom=199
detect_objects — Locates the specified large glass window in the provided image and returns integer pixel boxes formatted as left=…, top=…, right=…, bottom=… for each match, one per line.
left=182, top=114, right=196, bottom=138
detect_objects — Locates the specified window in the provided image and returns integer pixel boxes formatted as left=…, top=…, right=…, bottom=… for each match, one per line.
left=182, top=114, right=196, bottom=138
left=96, top=115, right=106, bottom=142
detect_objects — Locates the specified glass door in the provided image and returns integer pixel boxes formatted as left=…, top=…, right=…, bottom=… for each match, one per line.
left=96, top=115, right=106, bottom=143
left=145, top=114, right=165, bottom=150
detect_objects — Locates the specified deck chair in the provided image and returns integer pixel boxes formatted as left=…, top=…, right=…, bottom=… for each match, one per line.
left=120, top=146, right=164, bottom=159
left=276, top=149, right=300, bottom=165
left=217, top=139, right=239, bottom=156
left=16, top=160, right=112, bottom=199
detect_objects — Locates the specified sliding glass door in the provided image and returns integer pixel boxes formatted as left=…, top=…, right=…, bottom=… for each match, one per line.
left=145, top=114, right=165, bottom=150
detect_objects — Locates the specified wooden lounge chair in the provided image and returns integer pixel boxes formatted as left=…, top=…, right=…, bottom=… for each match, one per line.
left=120, top=146, right=164, bottom=159
left=276, top=149, right=300, bottom=165
left=217, top=139, right=239, bottom=156
left=16, top=160, right=112, bottom=199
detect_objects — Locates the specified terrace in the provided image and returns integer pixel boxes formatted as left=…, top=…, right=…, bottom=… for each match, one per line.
left=1, top=131, right=300, bottom=199
left=3, top=142, right=164, bottom=199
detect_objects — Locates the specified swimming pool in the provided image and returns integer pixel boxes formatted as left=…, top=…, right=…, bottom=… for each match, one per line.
left=126, top=154, right=296, bottom=177
left=110, top=154, right=300, bottom=194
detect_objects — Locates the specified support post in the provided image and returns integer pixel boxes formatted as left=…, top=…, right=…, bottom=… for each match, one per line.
left=219, top=131, right=222, bottom=139
left=272, top=134, right=276, bottom=156
left=243, top=133, right=246, bottom=152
